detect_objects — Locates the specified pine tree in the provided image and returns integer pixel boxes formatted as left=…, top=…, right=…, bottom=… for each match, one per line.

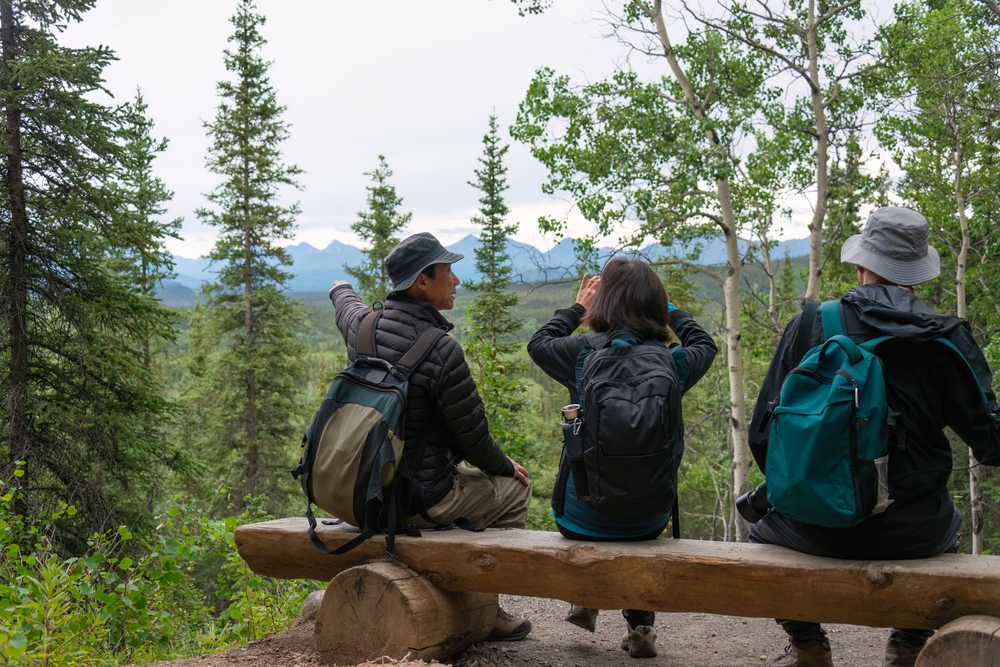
left=344, top=156, right=412, bottom=305
left=0, top=0, right=182, bottom=549
left=196, top=0, right=307, bottom=510
left=465, top=116, right=521, bottom=352
left=115, top=89, right=183, bottom=370
left=463, top=115, right=528, bottom=458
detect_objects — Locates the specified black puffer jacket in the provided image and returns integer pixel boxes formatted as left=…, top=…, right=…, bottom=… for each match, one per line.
left=331, top=285, right=514, bottom=508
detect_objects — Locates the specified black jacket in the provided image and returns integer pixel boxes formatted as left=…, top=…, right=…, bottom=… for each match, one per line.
left=528, top=303, right=718, bottom=516
left=750, top=284, right=1000, bottom=556
left=331, top=285, right=514, bottom=508
left=528, top=304, right=718, bottom=403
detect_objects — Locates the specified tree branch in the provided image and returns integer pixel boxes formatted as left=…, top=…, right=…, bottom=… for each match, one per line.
left=649, top=258, right=726, bottom=286
left=815, top=0, right=863, bottom=28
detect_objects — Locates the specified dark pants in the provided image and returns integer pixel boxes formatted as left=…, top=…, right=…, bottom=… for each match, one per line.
left=557, top=522, right=665, bottom=628
left=748, top=508, right=961, bottom=649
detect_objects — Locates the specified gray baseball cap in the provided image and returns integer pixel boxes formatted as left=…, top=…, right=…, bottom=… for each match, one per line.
left=386, top=232, right=464, bottom=291
left=840, top=207, right=940, bottom=286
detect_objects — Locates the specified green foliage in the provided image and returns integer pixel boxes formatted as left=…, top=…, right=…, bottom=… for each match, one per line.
left=193, top=0, right=308, bottom=512
left=0, top=0, right=184, bottom=553
left=0, top=465, right=315, bottom=665
left=510, top=22, right=778, bottom=262
left=876, top=0, right=1000, bottom=318
left=344, top=156, right=412, bottom=306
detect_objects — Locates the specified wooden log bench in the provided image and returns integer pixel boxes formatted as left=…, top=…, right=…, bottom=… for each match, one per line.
left=236, top=517, right=1000, bottom=666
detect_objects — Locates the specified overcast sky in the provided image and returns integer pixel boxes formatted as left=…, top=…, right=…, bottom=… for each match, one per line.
left=63, top=0, right=812, bottom=259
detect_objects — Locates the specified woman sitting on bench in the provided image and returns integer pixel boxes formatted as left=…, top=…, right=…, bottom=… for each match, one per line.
left=527, top=258, right=717, bottom=659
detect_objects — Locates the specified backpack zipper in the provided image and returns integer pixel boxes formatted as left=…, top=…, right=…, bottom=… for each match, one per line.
left=836, top=370, right=865, bottom=518
left=787, top=368, right=833, bottom=384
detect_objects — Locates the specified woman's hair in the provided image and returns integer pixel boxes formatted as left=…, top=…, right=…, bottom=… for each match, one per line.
left=583, top=258, right=673, bottom=342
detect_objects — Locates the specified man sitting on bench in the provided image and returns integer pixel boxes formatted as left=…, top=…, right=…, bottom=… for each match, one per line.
left=748, top=207, right=1000, bottom=667
left=330, top=232, right=533, bottom=642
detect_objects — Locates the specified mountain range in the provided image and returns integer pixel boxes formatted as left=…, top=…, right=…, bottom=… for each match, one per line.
left=159, top=234, right=811, bottom=307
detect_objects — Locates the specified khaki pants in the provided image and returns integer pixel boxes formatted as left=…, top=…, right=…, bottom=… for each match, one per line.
left=409, top=464, right=532, bottom=529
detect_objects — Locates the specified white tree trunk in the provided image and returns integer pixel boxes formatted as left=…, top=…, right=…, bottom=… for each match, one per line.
left=953, top=148, right=982, bottom=555
left=804, top=0, right=828, bottom=303
left=648, top=0, right=750, bottom=539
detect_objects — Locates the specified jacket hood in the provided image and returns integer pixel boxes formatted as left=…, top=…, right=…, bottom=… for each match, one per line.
left=842, top=284, right=965, bottom=341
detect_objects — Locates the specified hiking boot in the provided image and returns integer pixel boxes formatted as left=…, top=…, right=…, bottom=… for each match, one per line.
left=487, top=606, right=532, bottom=641
left=765, top=638, right=833, bottom=667
left=883, top=638, right=921, bottom=667
left=621, top=624, right=657, bottom=658
left=565, top=604, right=599, bottom=632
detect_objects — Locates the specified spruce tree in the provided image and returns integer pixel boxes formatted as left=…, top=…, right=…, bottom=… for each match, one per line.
left=196, top=0, right=306, bottom=509
left=0, top=0, right=181, bottom=549
left=344, top=156, right=411, bottom=305
left=115, top=89, right=183, bottom=370
left=463, top=115, right=528, bottom=458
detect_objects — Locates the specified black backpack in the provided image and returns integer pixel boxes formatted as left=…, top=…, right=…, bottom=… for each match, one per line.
left=575, top=336, right=684, bottom=529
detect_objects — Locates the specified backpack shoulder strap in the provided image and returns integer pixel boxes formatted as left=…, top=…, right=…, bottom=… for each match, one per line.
left=793, top=301, right=821, bottom=366
left=819, top=300, right=845, bottom=339
left=356, top=310, right=383, bottom=358
left=396, top=326, right=447, bottom=379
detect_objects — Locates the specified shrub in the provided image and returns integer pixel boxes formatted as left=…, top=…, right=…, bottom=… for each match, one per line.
left=0, top=466, right=317, bottom=665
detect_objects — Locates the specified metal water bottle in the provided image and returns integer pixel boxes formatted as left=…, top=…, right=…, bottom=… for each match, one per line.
left=561, top=404, right=590, bottom=501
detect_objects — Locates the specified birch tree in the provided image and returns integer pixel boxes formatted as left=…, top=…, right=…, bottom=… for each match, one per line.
left=693, top=0, right=875, bottom=301
left=513, top=2, right=779, bottom=539
left=876, top=0, right=1000, bottom=553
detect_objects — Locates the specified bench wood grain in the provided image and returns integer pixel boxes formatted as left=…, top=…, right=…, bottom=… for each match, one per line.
left=235, top=518, right=1000, bottom=630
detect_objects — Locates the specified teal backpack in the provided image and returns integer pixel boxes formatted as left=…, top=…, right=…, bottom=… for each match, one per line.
left=759, top=301, right=896, bottom=528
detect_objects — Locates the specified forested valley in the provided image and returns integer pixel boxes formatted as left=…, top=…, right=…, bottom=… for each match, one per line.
left=1, top=0, right=1000, bottom=664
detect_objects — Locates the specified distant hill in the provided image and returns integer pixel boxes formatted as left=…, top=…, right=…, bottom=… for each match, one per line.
left=160, top=234, right=811, bottom=307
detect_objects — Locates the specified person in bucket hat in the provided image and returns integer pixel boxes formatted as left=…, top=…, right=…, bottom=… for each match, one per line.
left=329, top=232, right=533, bottom=642
left=747, top=207, right=1000, bottom=667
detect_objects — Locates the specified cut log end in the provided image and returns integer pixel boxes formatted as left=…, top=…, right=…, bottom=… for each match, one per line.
left=314, top=560, right=498, bottom=665
left=917, top=615, right=1000, bottom=667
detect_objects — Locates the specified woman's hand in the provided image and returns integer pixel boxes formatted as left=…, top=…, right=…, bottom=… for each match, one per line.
left=575, top=273, right=601, bottom=311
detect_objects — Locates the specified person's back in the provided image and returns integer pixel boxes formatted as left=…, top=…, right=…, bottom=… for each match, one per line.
left=528, top=259, right=718, bottom=658
left=329, top=232, right=533, bottom=642
left=331, top=288, right=510, bottom=508
left=748, top=207, right=1000, bottom=667
left=752, top=285, right=996, bottom=557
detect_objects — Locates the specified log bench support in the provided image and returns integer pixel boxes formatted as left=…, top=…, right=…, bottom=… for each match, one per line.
left=315, top=560, right=497, bottom=664
left=917, top=615, right=1000, bottom=666
left=236, top=518, right=1000, bottom=665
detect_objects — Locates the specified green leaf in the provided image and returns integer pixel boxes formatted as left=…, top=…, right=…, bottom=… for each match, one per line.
left=118, top=557, right=133, bottom=570
left=12, top=470, right=23, bottom=478
left=117, top=526, right=133, bottom=541
left=8, top=633, right=26, bottom=649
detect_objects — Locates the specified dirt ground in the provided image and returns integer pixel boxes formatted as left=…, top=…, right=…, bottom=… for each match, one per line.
left=140, top=594, right=890, bottom=667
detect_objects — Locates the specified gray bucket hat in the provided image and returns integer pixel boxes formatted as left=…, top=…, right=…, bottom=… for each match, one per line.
left=840, top=207, right=940, bottom=286
left=385, top=232, right=464, bottom=292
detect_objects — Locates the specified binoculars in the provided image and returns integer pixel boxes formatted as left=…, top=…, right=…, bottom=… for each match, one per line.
left=735, top=481, right=772, bottom=523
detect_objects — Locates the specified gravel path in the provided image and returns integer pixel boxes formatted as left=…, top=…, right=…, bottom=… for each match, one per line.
left=140, top=594, right=890, bottom=667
